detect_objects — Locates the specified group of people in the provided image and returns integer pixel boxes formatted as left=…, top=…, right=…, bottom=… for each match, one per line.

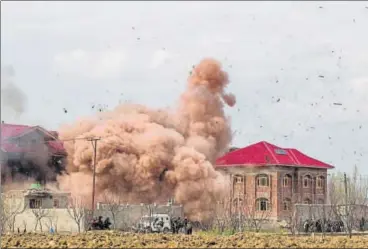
left=302, top=218, right=344, bottom=233
left=91, top=216, right=112, bottom=230
left=171, top=217, right=192, bottom=235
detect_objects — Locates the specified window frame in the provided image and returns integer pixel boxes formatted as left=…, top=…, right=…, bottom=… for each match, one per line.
left=29, top=198, right=42, bottom=209
left=283, top=198, right=291, bottom=211
left=283, top=174, right=292, bottom=187
left=303, top=175, right=311, bottom=188
left=234, top=175, right=244, bottom=184
left=257, top=174, right=269, bottom=187
left=256, top=198, right=270, bottom=211
left=316, top=176, right=324, bottom=189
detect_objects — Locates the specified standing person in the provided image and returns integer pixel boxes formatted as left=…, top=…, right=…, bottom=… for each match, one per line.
left=183, top=218, right=188, bottom=234
left=176, top=217, right=182, bottom=234
left=170, top=217, right=176, bottom=233
left=186, top=220, right=193, bottom=235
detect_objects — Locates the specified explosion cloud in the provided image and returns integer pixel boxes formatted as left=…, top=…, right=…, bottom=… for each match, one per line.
left=57, top=58, right=236, bottom=221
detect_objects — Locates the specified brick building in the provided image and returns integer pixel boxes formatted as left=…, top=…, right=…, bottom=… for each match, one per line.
left=0, top=123, right=66, bottom=185
left=215, top=141, right=334, bottom=221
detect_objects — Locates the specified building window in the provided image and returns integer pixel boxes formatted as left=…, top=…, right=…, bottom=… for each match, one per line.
left=53, top=199, right=60, bottom=208
left=316, top=176, right=324, bottom=189
left=257, top=174, right=269, bottom=187
left=283, top=198, right=291, bottom=211
left=234, top=175, right=243, bottom=184
left=283, top=174, right=292, bottom=187
left=303, top=175, right=311, bottom=188
left=29, top=198, right=42, bottom=209
left=303, top=198, right=312, bottom=204
left=233, top=198, right=243, bottom=206
left=256, top=198, right=270, bottom=211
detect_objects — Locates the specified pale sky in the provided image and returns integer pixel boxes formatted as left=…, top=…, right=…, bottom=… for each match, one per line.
left=1, top=1, right=368, bottom=174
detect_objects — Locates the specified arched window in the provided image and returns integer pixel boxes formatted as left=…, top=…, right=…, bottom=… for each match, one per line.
left=257, top=174, right=269, bottom=187
left=316, top=176, right=325, bottom=189
left=234, top=175, right=244, bottom=184
left=283, top=174, right=292, bottom=187
left=303, top=198, right=312, bottom=204
left=256, top=198, right=270, bottom=211
left=283, top=198, right=292, bottom=211
left=303, top=175, right=312, bottom=188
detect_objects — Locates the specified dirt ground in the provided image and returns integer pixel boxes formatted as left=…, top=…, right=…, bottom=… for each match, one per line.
left=2, top=231, right=368, bottom=248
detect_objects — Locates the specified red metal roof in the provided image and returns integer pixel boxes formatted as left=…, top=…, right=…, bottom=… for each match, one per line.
left=216, top=141, right=334, bottom=169
left=1, top=124, right=30, bottom=139
left=0, top=123, right=66, bottom=155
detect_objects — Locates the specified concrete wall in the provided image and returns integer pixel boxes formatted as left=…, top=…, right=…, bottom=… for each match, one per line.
left=10, top=208, right=84, bottom=233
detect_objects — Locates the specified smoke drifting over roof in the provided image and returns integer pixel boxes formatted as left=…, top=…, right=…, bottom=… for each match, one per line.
left=57, top=58, right=236, bottom=221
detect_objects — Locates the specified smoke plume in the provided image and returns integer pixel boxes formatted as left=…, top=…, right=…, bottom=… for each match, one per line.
left=1, top=66, right=28, bottom=121
left=57, top=58, right=236, bottom=221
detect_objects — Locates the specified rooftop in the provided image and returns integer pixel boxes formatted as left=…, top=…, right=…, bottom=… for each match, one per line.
left=216, top=141, right=334, bottom=169
left=0, top=123, right=65, bottom=155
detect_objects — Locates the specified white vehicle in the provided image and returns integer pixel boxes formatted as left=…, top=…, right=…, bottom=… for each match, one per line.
left=135, top=214, right=172, bottom=233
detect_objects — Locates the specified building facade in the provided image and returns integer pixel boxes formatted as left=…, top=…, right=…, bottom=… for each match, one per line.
left=0, top=186, right=81, bottom=233
left=0, top=123, right=66, bottom=185
left=216, top=141, right=334, bottom=221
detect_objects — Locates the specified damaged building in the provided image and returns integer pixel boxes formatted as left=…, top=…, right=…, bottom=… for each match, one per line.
left=0, top=123, right=66, bottom=185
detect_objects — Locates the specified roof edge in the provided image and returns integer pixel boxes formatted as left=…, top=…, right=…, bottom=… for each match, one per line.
left=215, top=163, right=334, bottom=169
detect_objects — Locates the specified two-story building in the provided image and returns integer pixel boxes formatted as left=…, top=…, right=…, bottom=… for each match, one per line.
left=0, top=122, right=66, bottom=185
left=0, top=184, right=81, bottom=233
left=215, top=141, right=334, bottom=221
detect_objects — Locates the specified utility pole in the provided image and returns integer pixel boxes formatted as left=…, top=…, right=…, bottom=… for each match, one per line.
left=88, top=137, right=101, bottom=219
left=344, top=173, right=348, bottom=209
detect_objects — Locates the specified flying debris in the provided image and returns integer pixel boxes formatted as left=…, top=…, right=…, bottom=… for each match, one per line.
left=63, top=108, right=68, bottom=113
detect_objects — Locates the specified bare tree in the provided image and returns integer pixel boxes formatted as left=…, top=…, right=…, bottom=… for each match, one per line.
left=0, top=197, right=7, bottom=234
left=0, top=192, right=26, bottom=233
left=22, top=220, right=27, bottom=233
left=101, top=192, right=123, bottom=229
left=31, top=207, right=49, bottom=232
left=243, top=197, right=272, bottom=232
left=283, top=204, right=299, bottom=236
left=329, top=168, right=368, bottom=237
left=67, top=195, right=87, bottom=233
left=213, top=198, right=233, bottom=233
left=45, top=209, right=59, bottom=233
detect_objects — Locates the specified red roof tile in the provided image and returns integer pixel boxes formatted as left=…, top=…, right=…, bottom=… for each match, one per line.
left=0, top=123, right=66, bottom=155
left=216, top=141, right=334, bottom=169
left=1, top=124, right=31, bottom=139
